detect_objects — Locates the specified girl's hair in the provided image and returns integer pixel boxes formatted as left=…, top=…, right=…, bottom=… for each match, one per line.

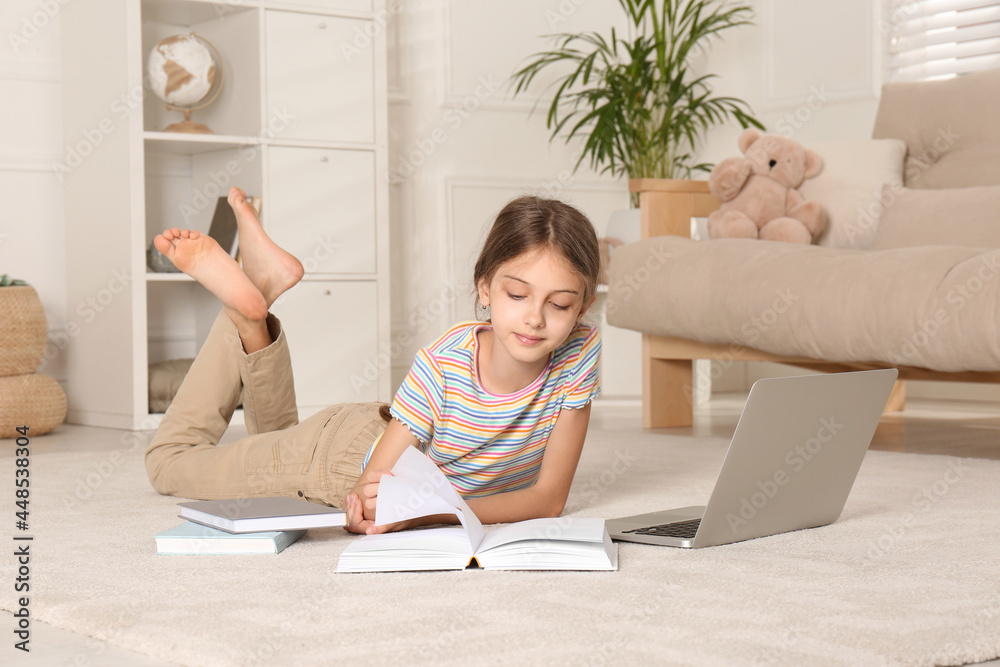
left=473, top=196, right=600, bottom=312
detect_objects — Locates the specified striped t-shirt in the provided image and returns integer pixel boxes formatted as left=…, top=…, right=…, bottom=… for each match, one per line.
left=385, top=320, right=601, bottom=498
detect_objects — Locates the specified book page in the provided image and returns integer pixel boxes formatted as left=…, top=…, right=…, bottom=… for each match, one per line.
left=477, top=517, right=607, bottom=552
left=373, top=447, right=485, bottom=550
left=476, top=518, right=618, bottom=571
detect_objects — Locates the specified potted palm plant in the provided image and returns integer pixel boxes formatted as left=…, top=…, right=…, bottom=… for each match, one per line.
left=510, top=0, right=764, bottom=209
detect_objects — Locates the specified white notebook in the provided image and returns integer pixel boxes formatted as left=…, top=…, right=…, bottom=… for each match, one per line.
left=178, top=496, right=346, bottom=534
left=155, top=521, right=305, bottom=555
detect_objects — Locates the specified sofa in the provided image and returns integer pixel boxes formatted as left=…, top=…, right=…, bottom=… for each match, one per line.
left=606, top=68, right=1000, bottom=428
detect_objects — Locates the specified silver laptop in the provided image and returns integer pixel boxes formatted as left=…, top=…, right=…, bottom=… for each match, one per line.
left=607, top=369, right=898, bottom=548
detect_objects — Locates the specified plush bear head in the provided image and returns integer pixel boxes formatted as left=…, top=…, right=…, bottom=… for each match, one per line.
left=739, top=128, right=822, bottom=188
left=706, top=129, right=827, bottom=244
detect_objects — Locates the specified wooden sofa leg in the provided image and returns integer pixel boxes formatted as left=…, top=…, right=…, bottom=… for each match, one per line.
left=884, top=379, right=906, bottom=413
left=643, top=351, right=694, bottom=429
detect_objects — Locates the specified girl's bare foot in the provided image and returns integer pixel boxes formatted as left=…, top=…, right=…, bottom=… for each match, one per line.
left=227, top=187, right=304, bottom=307
left=153, top=229, right=269, bottom=340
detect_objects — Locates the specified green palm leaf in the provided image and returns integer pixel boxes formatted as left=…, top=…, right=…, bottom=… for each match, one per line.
left=510, top=0, right=765, bottom=206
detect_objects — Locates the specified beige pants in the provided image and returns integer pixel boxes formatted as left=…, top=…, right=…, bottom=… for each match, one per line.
left=145, top=311, right=388, bottom=508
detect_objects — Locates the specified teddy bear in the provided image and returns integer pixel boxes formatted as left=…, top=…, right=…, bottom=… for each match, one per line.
left=706, top=128, right=825, bottom=244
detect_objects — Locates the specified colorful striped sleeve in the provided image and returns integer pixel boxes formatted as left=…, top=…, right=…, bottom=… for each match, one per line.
left=562, top=324, right=602, bottom=410
left=389, top=347, right=444, bottom=444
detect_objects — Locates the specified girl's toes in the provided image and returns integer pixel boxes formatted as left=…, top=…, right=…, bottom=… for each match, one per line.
left=153, top=234, right=172, bottom=255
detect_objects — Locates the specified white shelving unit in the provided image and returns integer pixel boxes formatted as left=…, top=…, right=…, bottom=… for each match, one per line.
left=61, top=0, right=390, bottom=429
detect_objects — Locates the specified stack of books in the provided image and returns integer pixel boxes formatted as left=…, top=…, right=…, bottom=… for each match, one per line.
left=154, top=497, right=347, bottom=555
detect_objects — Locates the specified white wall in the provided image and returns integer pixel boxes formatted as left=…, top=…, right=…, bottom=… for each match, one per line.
left=0, top=0, right=66, bottom=385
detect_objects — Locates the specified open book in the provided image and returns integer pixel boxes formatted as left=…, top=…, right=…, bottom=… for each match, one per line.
left=335, top=447, right=618, bottom=572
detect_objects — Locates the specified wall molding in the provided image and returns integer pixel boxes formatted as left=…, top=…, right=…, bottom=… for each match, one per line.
left=441, top=0, right=541, bottom=114
left=0, top=58, right=60, bottom=83
left=760, top=0, right=880, bottom=112
left=0, top=156, right=60, bottom=173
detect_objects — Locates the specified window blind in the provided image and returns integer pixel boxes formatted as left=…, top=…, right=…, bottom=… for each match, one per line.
left=887, top=0, right=1000, bottom=80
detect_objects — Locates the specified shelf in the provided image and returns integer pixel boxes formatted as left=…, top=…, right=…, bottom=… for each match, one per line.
left=266, top=138, right=378, bottom=152
left=143, top=132, right=261, bottom=154
left=142, top=0, right=257, bottom=26
left=146, top=272, right=194, bottom=282
left=62, top=0, right=390, bottom=429
left=143, top=132, right=376, bottom=154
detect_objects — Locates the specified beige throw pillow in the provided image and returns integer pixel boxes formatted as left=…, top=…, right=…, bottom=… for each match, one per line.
left=870, top=185, right=1000, bottom=250
left=797, top=139, right=907, bottom=250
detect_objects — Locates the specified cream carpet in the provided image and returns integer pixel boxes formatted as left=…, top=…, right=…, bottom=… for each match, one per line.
left=1, top=421, right=999, bottom=667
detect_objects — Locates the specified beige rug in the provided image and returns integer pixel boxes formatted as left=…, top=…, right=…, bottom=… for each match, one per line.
left=1, top=422, right=999, bottom=667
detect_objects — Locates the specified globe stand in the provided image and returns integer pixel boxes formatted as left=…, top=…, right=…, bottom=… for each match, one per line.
left=163, top=107, right=213, bottom=134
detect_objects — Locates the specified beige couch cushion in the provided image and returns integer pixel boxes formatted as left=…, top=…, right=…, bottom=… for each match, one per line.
left=872, top=69, right=1000, bottom=189
left=799, top=139, right=907, bottom=250
left=606, top=236, right=1000, bottom=372
left=870, top=185, right=1000, bottom=250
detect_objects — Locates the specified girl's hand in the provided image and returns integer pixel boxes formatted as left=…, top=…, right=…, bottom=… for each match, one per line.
left=344, top=492, right=375, bottom=534
left=344, top=469, right=409, bottom=535
left=344, top=492, right=411, bottom=535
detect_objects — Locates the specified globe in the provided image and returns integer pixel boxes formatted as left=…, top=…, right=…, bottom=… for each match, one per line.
left=147, top=33, right=224, bottom=134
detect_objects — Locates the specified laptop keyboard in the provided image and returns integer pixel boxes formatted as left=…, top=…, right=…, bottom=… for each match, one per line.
left=623, top=518, right=701, bottom=539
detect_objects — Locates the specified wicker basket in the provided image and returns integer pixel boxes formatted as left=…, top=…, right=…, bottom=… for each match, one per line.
left=0, top=286, right=48, bottom=377
left=0, top=373, right=67, bottom=438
